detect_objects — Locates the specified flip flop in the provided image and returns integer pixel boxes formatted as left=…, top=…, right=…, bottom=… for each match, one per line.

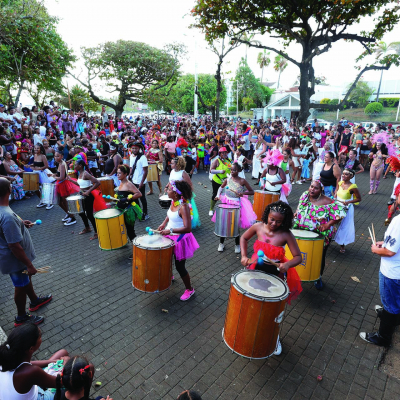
left=79, top=228, right=92, bottom=235
left=89, top=234, right=98, bottom=241
left=147, top=191, right=154, bottom=195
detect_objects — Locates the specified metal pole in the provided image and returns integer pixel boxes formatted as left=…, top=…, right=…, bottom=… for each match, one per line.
left=194, top=38, right=198, bottom=119
left=396, top=100, right=400, bottom=122
left=236, top=81, right=239, bottom=118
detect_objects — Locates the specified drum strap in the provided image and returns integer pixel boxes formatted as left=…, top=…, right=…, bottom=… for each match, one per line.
left=130, top=153, right=143, bottom=178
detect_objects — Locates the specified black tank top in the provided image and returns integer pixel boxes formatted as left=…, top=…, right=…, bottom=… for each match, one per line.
left=33, top=161, right=44, bottom=167
left=320, top=163, right=336, bottom=187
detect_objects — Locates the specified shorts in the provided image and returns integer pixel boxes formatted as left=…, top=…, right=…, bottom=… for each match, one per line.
left=37, top=387, right=55, bottom=400
left=360, top=150, right=370, bottom=155
left=9, top=270, right=30, bottom=287
left=379, top=271, right=400, bottom=314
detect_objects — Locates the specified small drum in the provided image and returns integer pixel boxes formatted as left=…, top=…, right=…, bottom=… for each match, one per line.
left=147, top=164, right=159, bottom=182
left=159, top=194, right=171, bottom=209
left=23, top=172, right=39, bottom=191
left=253, top=190, right=280, bottom=221
left=66, top=194, right=85, bottom=214
left=98, top=177, right=114, bottom=202
left=95, top=208, right=128, bottom=250
left=285, top=229, right=324, bottom=282
left=214, top=204, right=240, bottom=238
left=41, top=183, right=59, bottom=205
left=132, top=234, right=175, bottom=293
left=223, top=270, right=289, bottom=359
left=67, top=170, right=77, bottom=180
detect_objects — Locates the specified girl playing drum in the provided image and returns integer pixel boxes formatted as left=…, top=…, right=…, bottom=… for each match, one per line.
left=158, top=180, right=199, bottom=301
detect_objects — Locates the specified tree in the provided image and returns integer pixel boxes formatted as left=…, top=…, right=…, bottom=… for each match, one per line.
left=191, top=0, right=400, bottom=125
left=25, top=79, right=65, bottom=109
left=373, top=41, right=400, bottom=101
left=0, top=0, right=75, bottom=107
left=347, top=80, right=374, bottom=108
left=195, top=37, right=240, bottom=121
left=242, top=97, right=256, bottom=111
left=233, top=58, right=268, bottom=110
left=71, top=41, right=185, bottom=117
left=241, top=33, right=260, bottom=61
left=57, top=85, right=100, bottom=113
left=273, top=55, right=288, bottom=89
left=257, top=50, right=270, bottom=82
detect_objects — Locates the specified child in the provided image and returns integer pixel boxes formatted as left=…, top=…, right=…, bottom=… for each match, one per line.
left=197, top=139, right=205, bottom=170
left=300, top=143, right=315, bottom=183
left=0, top=323, right=69, bottom=399
left=203, top=143, right=211, bottom=171
left=54, top=356, right=113, bottom=400
left=240, top=201, right=303, bottom=354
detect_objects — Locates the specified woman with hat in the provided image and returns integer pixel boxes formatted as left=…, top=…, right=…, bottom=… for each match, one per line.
left=209, top=146, right=232, bottom=217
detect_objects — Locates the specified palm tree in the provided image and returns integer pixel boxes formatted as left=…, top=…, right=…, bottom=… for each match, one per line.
left=257, top=50, right=270, bottom=82
left=374, top=41, right=400, bottom=101
left=241, top=33, right=261, bottom=61
left=273, top=55, right=288, bottom=89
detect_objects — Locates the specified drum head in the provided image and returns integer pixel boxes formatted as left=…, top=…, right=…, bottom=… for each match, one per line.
left=233, top=270, right=288, bottom=301
left=98, top=177, right=113, bottom=182
left=255, top=190, right=278, bottom=195
left=67, top=194, right=84, bottom=201
left=94, top=208, right=122, bottom=219
left=159, top=195, right=171, bottom=201
left=291, top=229, right=320, bottom=239
left=134, top=234, right=174, bottom=249
left=217, top=204, right=240, bottom=210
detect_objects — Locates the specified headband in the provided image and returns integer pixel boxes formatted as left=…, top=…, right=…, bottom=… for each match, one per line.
left=170, top=180, right=182, bottom=195
left=313, top=179, right=324, bottom=189
left=343, top=168, right=355, bottom=177
left=270, top=203, right=286, bottom=214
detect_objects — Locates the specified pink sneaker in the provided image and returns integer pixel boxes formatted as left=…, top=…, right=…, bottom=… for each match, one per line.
left=171, top=275, right=175, bottom=281
left=180, top=288, right=195, bottom=301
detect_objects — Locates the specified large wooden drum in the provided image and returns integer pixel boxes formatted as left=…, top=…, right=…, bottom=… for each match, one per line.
left=147, top=164, right=159, bottom=182
left=98, top=177, right=114, bottom=202
left=23, top=172, right=39, bottom=191
left=253, top=190, right=280, bottom=221
left=94, top=208, right=127, bottom=250
left=223, top=270, right=289, bottom=359
left=132, top=234, right=175, bottom=293
left=285, top=229, right=324, bottom=282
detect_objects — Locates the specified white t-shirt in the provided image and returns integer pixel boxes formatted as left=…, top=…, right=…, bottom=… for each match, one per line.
left=11, top=112, right=22, bottom=129
left=380, top=215, right=400, bottom=279
left=242, top=135, right=250, bottom=151
left=33, top=134, right=43, bottom=146
left=129, top=154, right=148, bottom=185
left=39, top=126, right=46, bottom=138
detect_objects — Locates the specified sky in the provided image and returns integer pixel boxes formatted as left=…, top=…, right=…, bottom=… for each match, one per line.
left=21, top=0, right=400, bottom=104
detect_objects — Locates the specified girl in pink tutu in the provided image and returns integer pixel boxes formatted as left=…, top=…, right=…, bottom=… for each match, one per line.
left=158, top=180, right=199, bottom=301
left=212, top=162, right=256, bottom=253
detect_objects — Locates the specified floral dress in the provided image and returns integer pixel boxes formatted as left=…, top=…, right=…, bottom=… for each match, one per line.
left=9, top=164, right=25, bottom=200
left=293, top=191, right=347, bottom=245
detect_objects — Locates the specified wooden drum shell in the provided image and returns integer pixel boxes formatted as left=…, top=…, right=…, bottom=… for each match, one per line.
left=253, top=191, right=280, bottom=221
left=23, top=172, right=40, bottom=191
left=98, top=177, right=115, bottom=202
left=95, top=209, right=128, bottom=250
left=147, top=164, right=159, bottom=182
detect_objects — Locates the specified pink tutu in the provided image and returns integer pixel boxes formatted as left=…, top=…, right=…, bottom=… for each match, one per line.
left=166, top=232, right=199, bottom=261
left=211, top=194, right=256, bottom=229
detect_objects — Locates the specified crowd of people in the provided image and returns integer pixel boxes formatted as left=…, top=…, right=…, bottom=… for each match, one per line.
left=1, top=101, right=400, bottom=399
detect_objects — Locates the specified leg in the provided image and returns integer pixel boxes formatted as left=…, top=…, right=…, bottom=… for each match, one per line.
left=134, top=183, right=148, bottom=216
left=126, top=223, right=136, bottom=241
left=84, top=194, right=97, bottom=233
left=315, top=242, right=329, bottom=290
left=78, top=212, right=91, bottom=232
left=175, top=258, right=194, bottom=292
left=210, top=180, right=220, bottom=212
left=14, top=286, right=28, bottom=316
left=374, top=166, right=384, bottom=193
left=157, top=176, right=162, bottom=193
left=369, top=167, right=376, bottom=194
left=147, top=182, right=154, bottom=195
left=49, top=349, right=69, bottom=361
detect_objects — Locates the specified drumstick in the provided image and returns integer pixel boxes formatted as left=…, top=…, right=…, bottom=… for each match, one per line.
left=368, top=227, right=376, bottom=245
left=372, top=223, right=376, bottom=244
left=145, top=227, right=162, bottom=235
left=102, top=195, right=118, bottom=202
left=22, top=266, right=51, bottom=274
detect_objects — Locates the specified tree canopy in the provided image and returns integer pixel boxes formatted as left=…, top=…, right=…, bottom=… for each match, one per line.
left=146, top=74, right=227, bottom=115
left=192, top=0, right=400, bottom=125
left=0, top=0, right=75, bottom=107
left=72, top=40, right=186, bottom=117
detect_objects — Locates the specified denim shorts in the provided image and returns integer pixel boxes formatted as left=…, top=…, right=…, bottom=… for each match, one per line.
left=9, top=270, right=30, bottom=287
left=379, top=271, right=400, bottom=314
left=37, top=387, right=55, bottom=400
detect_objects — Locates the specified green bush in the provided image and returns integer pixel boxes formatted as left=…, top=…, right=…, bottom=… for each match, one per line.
left=377, top=97, right=399, bottom=107
left=365, top=102, right=384, bottom=115
left=329, top=99, right=339, bottom=105
left=228, top=106, right=237, bottom=113
left=320, top=98, right=331, bottom=104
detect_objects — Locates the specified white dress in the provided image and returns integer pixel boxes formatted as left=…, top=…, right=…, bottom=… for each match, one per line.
left=252, top=143, right=264, bottom=178
left=334, top=193, right=354, bottom=246
left=292, top=148, right=303, bottom=168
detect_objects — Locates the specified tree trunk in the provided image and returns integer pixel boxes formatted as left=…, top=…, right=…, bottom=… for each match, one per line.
left=261, top=66, right=264, bottom=83
left=297, top=61, right=315, bottom=126
left=13, top=79, right=25, bottom=108
left=375, top=69, right=384, bottom=102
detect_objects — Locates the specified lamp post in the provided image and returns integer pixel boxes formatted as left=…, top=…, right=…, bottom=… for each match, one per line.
left=194, top=39, right=198, bottom=119
left=236, top=81, right=242, bottom=118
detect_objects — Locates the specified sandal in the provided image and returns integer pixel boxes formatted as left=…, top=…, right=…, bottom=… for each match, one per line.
left=79, top=228, right=92, bottom=235
left=146, top=191, right=154, bottom=196
left=340, top=247, right=345, bottom=254
left=89, top=233, right=98, bottom=241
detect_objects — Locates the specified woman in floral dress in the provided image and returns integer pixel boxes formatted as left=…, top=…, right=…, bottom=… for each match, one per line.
left=293, top=180, right=346, bottom=290
left=2, top=151, right=27, bottom=200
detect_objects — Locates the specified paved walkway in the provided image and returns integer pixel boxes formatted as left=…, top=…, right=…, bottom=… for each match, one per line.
left=1, top=170, right=399, bottom=399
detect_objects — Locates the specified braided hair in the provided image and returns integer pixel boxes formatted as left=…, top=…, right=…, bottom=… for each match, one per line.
left=54, top=356, right=92, bottom=400
left=261, top=200, right=294, bottom=232
left=177, top=390, right=203, bottom=400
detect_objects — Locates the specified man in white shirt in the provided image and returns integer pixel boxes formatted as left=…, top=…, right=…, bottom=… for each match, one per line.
left=39, top=121, right=47, bottom=139
left=129, top=142, right=149, bottom=220
left=360, top=214, right=400, bottom=346
left=9, top=107, right=22, bottom=130
left=0, top=104, right=13, bottom=124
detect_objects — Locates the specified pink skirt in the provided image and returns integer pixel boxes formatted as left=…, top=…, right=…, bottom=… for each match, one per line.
left=165, top=233, right=199, bottom=261
left=211, top=195, right=256, bottom=229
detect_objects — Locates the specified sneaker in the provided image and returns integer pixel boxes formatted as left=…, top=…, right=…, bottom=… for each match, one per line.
left=359, top=331, right=389, bottom=346
left=171, top=275, right=175, bottom=281
left=388, top=199, right=395, bottom=205
left=29, top=294, right=52, bottom=312
left=180, top=288, right=195, bottom=301
left=296, top=181, right=303, bottom=185
left=218, top=243, right=225, bottom=252
left=314, top=278, right=324, bottom=290
left=209, top=210, right=214, bottom=216
left=62, top=214, right=69, bottom=222
left=14, top=313, right=44, bottom=327
left=375, top=305, right=383, bottom=317
left=64, top=218, right=77, bottom=226
left=46, top=204, right=54, bottom=210
left=144, top=214, right=150, bottom=221
left=36, top=202, right=46, bottom=208
left=128, top=255, right=133, bottom=260
left=235, top=245, right=241, bottom=254
left=273, top=340, right=282, bottom=355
